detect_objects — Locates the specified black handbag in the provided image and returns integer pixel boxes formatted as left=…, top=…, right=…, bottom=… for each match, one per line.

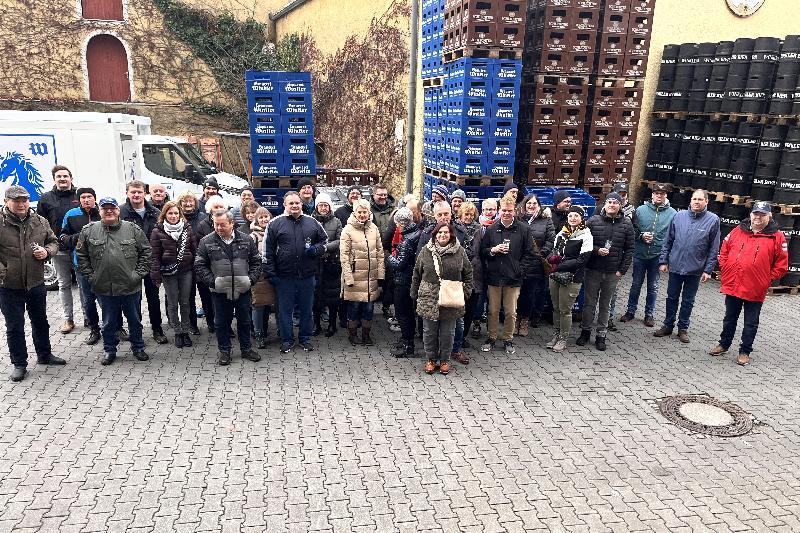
left=549, top=271, right=574, bottom=286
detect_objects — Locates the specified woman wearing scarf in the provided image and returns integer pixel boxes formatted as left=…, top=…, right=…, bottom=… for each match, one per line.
left=312, top=193, right=343, bottom=337
left=451, top=201, right=482, bottom=365
left=340, top=199, right=385, bottom=346
left=250, top=207, right=274, bottom=348
left=150, top=201, right=197, bottom=348
left=515, top=193, right=555, bottom=335
left=546, top=205, right=593, bottom=352
left=411, top=222, right=473, bottom=375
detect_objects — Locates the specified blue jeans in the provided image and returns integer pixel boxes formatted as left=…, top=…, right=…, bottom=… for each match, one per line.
left=517, top=277, right=548, bottom=318
left=0, top=284, right=51, bottom=367
left=211, top=291, right=252, bottom=353
left=452, top=317, right=464, bottom=353
left=347, top=301, right=374, bottom=321
left=275, top=276, right=315, bottom=344
left=719, top=295, right=763, bottom=355
left=663, top=273, right=701, bottom=331
left=97, top=292, right=145, bottom=354
left=76, top=271, right=100, bottom=329
left=626, top=256, right=662, bottom=317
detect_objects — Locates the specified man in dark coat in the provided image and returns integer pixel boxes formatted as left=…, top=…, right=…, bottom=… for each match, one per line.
left=550, top=189, right=572, bottom=233
left=576, top=193, right=635, bottom=351
left=119, top=180, right=168, bottom=344
left=334, top=186, right=362, bottom=227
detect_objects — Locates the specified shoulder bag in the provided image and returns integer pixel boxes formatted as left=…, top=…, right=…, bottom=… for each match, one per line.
left=160, top=231, right=187, bottom=277
left=432, top=251, right=465, bottom=308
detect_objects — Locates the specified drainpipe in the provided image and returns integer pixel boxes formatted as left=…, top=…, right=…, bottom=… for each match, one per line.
left=405, top=0, right=420, bottom=194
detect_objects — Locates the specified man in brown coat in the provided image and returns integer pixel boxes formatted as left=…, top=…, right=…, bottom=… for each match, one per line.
left=0, top=185, right=64, bottom=381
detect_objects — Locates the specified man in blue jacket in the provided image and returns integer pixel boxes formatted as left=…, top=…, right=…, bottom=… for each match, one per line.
left=619, top=183, right=676, bottom=328
left=263, top=192, right=328, bottom=353
left=654, top=189, right=720, bottom=343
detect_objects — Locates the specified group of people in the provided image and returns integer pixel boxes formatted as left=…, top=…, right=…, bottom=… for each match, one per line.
left=0, top=166, right=789, bottom=382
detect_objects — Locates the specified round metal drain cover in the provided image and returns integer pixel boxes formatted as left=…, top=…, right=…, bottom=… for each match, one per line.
left=659, top=395, right=754, bottom=437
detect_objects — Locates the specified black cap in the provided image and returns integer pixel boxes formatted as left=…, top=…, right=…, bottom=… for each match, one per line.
left=613, top=182, right=629, bottom=193
left=652, top=183, right=671, bottom=192
left=751, top=201, right=772, bottom=214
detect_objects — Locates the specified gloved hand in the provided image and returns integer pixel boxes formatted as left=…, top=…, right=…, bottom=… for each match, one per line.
left=269, top=276, right=280, bottom=286
left=304, top=246, right=317, bottom=257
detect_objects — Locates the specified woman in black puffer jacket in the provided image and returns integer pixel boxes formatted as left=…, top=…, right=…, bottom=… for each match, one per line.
left=515, top=193, right=556, bottom=335
left=312, top=193, right=343, bottom=337
left=386, top=207, right=420, bottom=358
left=150, top=201, right=197, bottom=349
left=178, top=190, right=208, bottom=335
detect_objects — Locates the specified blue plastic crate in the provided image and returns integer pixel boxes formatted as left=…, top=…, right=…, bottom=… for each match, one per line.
left=489, top=119, right=518, bottom=139
left=247, top=93, right=279, bottom=115
left=488, top=157, right=514, bottom=176
left=492, top=78, right=521, bottom=102
left=446, top=118, right=488, bottom=137
left=446, top=137, right=489, bottom=158
left=442, top=153, right=485, bottom=175
left=278, top=79, right=312, bottom=95
left=282, top=136, right=314, bottom=157
left=491, top=100, right=520, bottom=121
left=252, top=156, right=282, bottom=176
left=280, top=93, right=312, bottom=115
left=284, top=155, right=316, bottom=176
left=488, top=138, right=514, bottom=158
left=454, top=185, right=482, bottom=206
left=249, top=115, right=281, bottom=137
left=245, top=76, right=278, bottom=94
left=251, top=135, right=283, bottom=157
left=253, top=187, right=292, bottom=214
left=481, top=185, right=508, bottom=200
left=447, top=98, right=490, bottom=120
left=493, top=59, right=522, bottom=81
left=448, top=58, right=493, bottom=81
left=447, top=78, right=491, bottom=100
left=282, top=114, right=313, bottom=136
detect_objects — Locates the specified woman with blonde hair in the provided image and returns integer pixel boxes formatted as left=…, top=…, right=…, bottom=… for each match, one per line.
left=340, top=199, right=385, bottom=346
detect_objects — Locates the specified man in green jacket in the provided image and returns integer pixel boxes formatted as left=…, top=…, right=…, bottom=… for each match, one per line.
left=0, top=185, right=64, bottom=382
left=76, top=197, right=152, bottom=366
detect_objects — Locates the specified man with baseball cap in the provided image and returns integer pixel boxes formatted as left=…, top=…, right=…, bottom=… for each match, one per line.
left=0, top=186, right=63, bottom=381
left=76, top=197, right=152, bottom=366
left=619, top=183, right=676, bottom=327
left=710, top=201, right=788, bottom=366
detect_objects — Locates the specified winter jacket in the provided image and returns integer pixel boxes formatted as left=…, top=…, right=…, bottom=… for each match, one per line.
left=61, top=206, right=101, bottom=266
left=340, top=215, right=385, bottom=302
left=659, top=208, right=720, bottom=275
left=313, top=212, right=343, bottom=307
left=36, top=186, right=79, bottom=246
left=76, top=220, right=151, bottom=296
left=149, top=223, right=198, bottom=285
left=194, top=230, right=261, bottom=301
left=263, top=213, right=328, bottom=280
left=521, top=211, right=556, bottom=278
left=460, top=220, right=482, bottom=263
left=0, top=208, right=59, bottom=290
left=196, top=217, right=214, bottom=242
left=549, top=226, right=594, bottom=283
left=387, top=224, right=421, bottom=287
left=249, top=223, right=275, bottom=306
left=334, top=204, right=354, bottom=228
left=479, top=218, right=535, bottom=287
left=585, top=209, right=635, bottom=274
left=416, top=220, right=470, bottom=255
left=229, top=206, right=245, bottom=227
left=550, top=207, right=569, bottom=235
left=184, top=208, right=206, bottom=244
left=633, top=201, right=677, bottom=260
left=370, top=196, right=396, bottom=241
left=410, top=240, right=473, bottom=322
left=120, top=199, right=160, bottom=239
left=718, top=219, right=789, bottom=303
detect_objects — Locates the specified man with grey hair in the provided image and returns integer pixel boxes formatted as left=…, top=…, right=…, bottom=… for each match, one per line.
left=416, top=201, right=468, bottom=253
left=195, top=209, right=263, bottom=366
left=654, top=189, right=720, bottom=343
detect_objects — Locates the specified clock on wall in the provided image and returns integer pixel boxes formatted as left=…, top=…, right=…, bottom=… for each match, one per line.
left=726, top=0, right=766, bottom=17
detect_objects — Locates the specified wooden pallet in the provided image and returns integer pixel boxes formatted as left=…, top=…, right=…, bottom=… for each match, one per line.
left=443, top=47, right=522, bottom=63
left=778, top=204, right=800, bottom=215
left=710, top=191, right=750, bottom=205
left=424, top=167, right=445, bottom=178
left=530, top=73, right=591, bottom=84
left=422, top=77, right=444, bottom=88
left=585, top=183, right=613, bottom=197
left=768, top=285, right=800, bottom=295
left=650, top=111, right=800, bottom=125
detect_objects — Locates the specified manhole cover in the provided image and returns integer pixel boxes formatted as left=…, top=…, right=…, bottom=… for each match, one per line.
left=659, top=394, right=754, bottom=437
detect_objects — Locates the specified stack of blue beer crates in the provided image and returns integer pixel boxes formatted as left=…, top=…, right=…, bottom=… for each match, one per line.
left=421, top=0, right=444, bottom=79
left=423, top=58, right=522, bottom=178
left=246, top=71, right=316, bottom=178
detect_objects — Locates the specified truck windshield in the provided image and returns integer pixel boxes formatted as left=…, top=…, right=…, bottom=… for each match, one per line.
left=179, top=143, right=213, bottom=174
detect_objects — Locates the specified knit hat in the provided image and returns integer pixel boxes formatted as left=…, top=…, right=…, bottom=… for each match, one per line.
left=613, top=182, right=629, bottom=193
left=315, top=192, right=332, bottom=209
left=297, top=178, right=315, bottom=192
left=76, top=187, right=96, bottom=199
left=450, top=189, right=466, bottom=201
left=568, top=205, right=586, bottom=218
left=432, top=184, right=450, bottom=202
left=605, top=192, right=623, bottom=204
left=503, top=182, right=519, bottom=195
left=202, top=177, right=219, bottom=189
left=553, top=190, right=571, bottom=206
left=393, top=207, right=413, bottom=228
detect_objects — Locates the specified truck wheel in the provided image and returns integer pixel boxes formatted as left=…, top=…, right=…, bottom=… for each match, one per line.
left=44, top=259, right=58, bottom=291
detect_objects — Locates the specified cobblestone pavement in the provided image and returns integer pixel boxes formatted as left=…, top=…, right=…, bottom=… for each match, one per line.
left=0, top=276, right=799, bottom=533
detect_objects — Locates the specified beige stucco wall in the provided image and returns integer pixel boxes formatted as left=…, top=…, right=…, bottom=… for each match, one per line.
left=634, top=0, right=800, bottom=193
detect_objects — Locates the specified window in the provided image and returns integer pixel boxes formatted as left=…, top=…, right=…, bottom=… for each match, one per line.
left=82, top=0, right=123, bottom=20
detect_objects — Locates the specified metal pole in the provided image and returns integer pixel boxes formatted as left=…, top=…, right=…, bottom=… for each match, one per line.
left=405, top=0, right=420, bottom=194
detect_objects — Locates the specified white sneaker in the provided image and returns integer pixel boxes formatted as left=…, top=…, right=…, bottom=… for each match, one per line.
left=389, top=323, right=401, bottom=332
left=552, top=336, right=567, bottom=352
left=546, top=331, right=560, bottom=349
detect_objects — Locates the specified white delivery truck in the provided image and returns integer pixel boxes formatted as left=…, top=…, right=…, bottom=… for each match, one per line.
left=0, top=110, right=248, bottom=206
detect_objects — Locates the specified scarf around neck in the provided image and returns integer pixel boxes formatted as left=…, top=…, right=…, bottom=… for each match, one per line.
left=163, top=220, right=185, bottom=241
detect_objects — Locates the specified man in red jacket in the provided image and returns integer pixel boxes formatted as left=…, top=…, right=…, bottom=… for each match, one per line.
left=709, top=201, right=789, bottom=366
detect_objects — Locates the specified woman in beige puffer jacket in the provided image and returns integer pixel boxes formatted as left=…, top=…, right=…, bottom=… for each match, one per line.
left=340, top=199, right=385, bottom=346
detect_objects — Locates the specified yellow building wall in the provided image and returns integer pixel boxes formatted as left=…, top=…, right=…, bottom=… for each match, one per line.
left=635, top=0, right=800, bottom=192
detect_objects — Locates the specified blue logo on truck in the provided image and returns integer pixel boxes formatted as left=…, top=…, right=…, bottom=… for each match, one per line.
left=0, top=152, right=45, bottom=201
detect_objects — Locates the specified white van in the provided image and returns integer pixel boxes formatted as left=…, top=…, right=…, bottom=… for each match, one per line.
left=0, top=110, right=247, bottom=207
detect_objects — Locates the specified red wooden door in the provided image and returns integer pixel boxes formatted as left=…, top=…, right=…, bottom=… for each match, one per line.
left=82, top=0, right=123, bottom=20
left=86, top=35, right=131, bottom=102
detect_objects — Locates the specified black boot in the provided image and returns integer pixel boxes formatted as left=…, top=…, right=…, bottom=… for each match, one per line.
left=391, top=340, right=414, bottom=358
left=325, top=321, right=337, bottom=337
left=595, top=336, right=607, bottom=351
left=530, top=314, right=541, bottom=328
left=175, top=334, right=185, bottom=348
left=182, top=333, right=193, bottom=347
left=576, top=329, right=591, bottom=346
left=312, top=313, right=323, bottom=336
